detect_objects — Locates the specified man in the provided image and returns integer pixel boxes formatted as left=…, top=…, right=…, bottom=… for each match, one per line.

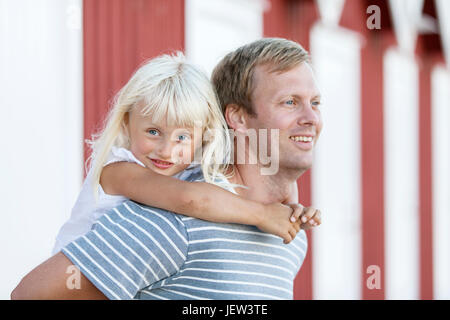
left=11, top=38, right=322, bottom=299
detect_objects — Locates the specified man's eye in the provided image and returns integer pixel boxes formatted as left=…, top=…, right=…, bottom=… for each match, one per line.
left=148, top=129, right=159, bottom=136
left=285, top=100, right=295, bottom=105
left=312, top=101, right=321, bottom=107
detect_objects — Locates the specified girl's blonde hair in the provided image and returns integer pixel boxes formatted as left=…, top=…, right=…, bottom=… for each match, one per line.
left=88, top=52, right=232, bottom=198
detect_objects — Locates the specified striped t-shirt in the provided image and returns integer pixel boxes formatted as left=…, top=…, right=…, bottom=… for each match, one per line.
left=62, top=170, right=308, bottom=300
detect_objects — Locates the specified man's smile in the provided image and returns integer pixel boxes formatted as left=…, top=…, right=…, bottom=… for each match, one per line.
left=289, top=133, right=316, bottom=151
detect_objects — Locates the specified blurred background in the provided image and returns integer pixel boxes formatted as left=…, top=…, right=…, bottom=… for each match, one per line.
left=1, top=0, right=449, bottom=300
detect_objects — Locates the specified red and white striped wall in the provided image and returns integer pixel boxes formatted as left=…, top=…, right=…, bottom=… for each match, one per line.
left=2, top=0, right=449, bottom=300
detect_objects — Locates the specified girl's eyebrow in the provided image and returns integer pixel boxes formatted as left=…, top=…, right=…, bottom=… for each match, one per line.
left=141, top=118, right=161, bottom=129
left=144, top=125, right=162, bottom=132
left=174, top=128, right=193, bottom=135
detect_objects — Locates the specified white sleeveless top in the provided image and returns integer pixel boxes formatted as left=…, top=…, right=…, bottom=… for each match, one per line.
left=52, top=147, right=199, bottom=255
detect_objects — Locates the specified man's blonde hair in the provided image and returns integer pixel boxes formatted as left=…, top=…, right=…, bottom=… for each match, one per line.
left=211, top=38, right=311, bottom=116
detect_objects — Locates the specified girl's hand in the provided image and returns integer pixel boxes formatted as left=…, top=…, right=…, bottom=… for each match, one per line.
left=288, top=204, right=322, bottom=231
left=257, top=203, right=301, bottom=244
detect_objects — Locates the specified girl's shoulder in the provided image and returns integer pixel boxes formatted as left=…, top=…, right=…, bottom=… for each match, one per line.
left=105, top=146, right=145, bottom=167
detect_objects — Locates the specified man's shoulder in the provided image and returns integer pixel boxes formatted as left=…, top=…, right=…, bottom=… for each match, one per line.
left=293, top=229, right=308, bottom=253
left=175, top=165, right=204, bottom=182
left=116, top=200, right=185, bottom=222
left=94, top=200, right=189, bottom=243
left=62, top=199, right=190, bottom=300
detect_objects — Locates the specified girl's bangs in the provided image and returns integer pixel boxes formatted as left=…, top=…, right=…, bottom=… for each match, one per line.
left=140, top=79, right=212, bottom=129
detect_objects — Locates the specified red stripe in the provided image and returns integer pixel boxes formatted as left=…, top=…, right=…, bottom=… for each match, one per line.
left=416, top=23, right=444, bottom=298
left=83, top=0, right=184, bottom=165
left=97, top=0, right=109, bottom=141
left=416, top=0, right=446, bottom=299
left=360, top=34, right=387, bottom=300
left=418, top=56, right=434, bottom=300
left=110, top=0, right=124, bottom=98
left=360, top=32, right=397, bottom=300
left=340, top=0, right=398, bottom=299
left=295, top=171, right=313, bottom=300
left=82, top=0, right=97, bottom=166
left=263, top=0, right=318, bottom=300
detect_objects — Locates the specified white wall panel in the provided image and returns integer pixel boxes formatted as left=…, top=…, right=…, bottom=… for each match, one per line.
left=383, top=49, right=419, bottom=299
left=185, top=0, right=264, bottom=75
left=436, top=0, right=450, bottom=65
left=432, top=66, right=450, bottom=299
left=310, top=24, right=362, bottom=300
left=0, top=0, right=83, bottom=299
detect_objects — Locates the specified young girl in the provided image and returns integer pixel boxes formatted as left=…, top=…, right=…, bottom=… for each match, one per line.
left=52, top=52, right=320, bottom=254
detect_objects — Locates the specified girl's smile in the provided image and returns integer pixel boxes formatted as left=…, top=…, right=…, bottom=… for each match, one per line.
left=149, top=158, right=175, bottom=170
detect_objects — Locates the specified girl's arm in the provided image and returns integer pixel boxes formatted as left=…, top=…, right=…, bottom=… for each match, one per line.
left=101, top=162, right=299, bottom=243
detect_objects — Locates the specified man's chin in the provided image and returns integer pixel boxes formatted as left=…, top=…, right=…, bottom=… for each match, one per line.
left=281, top=159, right=313, bottom=173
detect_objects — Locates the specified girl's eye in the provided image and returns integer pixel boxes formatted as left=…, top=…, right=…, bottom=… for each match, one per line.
left=148, top=129, right=159, bottom=136
left=178, top=134, right=190, bottom=142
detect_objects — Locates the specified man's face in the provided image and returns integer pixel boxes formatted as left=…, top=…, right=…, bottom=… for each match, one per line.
left=245, top=62, right=322, bottom=172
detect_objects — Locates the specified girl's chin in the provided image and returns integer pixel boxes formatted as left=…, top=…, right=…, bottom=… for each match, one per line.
left=150, top=163, right=174, bottom=173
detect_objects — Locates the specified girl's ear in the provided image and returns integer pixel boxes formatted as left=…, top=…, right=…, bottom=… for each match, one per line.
left=224, top=104, right=247, bottom=133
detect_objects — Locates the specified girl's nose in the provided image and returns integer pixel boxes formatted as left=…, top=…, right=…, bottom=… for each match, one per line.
left=155, top=139, right=174, bottom=160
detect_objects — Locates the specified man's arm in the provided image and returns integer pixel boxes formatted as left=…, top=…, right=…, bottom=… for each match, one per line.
left=12, top=201, right=189, bottom=300
left=11, top=252, right=107, bottom=300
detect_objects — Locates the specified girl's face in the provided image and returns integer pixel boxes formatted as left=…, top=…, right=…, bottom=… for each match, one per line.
left=126, top=105, right=202, bottom=176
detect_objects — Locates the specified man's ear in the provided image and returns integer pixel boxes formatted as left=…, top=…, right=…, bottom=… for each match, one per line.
left=224, top=104, right=248, bottom=133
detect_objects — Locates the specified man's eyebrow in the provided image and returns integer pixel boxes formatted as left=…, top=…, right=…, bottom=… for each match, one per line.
left=290, top=93, right=321, bottom=100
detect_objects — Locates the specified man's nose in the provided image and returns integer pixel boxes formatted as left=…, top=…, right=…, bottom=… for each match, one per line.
left=297, top=103, right=320, bottom=126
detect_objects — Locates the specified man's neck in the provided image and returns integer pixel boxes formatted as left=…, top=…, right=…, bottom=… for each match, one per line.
left=228, top=164, right=303, bottom=204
